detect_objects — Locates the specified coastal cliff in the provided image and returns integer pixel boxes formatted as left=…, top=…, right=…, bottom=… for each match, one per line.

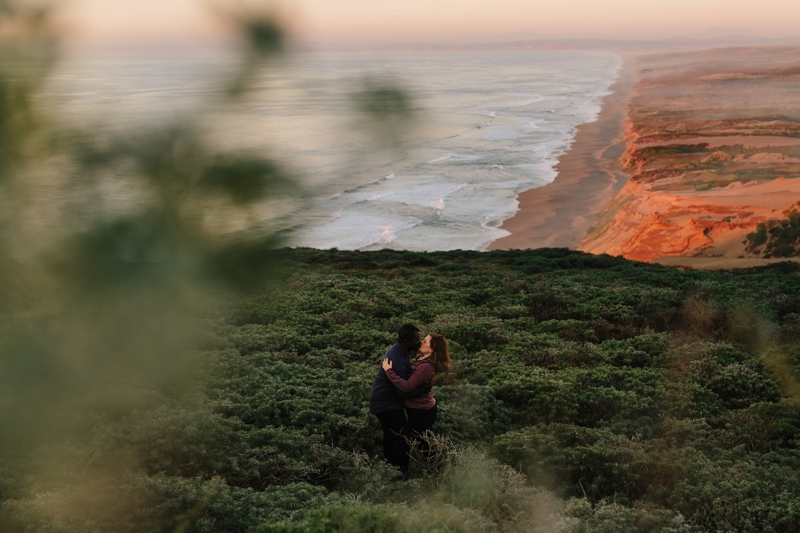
left=579, top=47, right=800, bottom=262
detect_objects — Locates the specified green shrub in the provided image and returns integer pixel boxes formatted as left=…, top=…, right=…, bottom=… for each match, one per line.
left=8, top=248, right=800, bottom=532
left=434, top=385, right=512, bottom=443
left=563, top=499, right=690, bottom=533
left=492, top=425, right=658, bottom=502
left=704, top=363, right=781, bottom=409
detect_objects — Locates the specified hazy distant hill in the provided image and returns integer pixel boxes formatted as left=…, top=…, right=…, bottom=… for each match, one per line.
left=342, top=35, right=800, bottom=53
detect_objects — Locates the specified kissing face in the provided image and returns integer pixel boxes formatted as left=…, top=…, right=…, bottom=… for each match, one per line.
left=419, top=334, right=432, bottom=355
left=411, top=331, right=422, bottom=353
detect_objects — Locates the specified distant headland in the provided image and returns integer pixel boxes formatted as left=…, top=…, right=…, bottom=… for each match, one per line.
left=491, top=44, right=800, bottom=269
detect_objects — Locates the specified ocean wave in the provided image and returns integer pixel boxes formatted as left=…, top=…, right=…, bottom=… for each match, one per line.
left=430, top=197, right=445, bottom=210
left=391, top=182, right=466, bottom=208
left=426, top=154, right=452, bottom=164
left=247, top=51, right=621, bottom=251
left=496, top=94, right=543, bottom=108
left=295, top=213, right=418, bottom=250
left=51, top=47, right=624, bottom=253
left=366, top=192, right=395, bottom=202
left=339, top=175, right=396, bottom=195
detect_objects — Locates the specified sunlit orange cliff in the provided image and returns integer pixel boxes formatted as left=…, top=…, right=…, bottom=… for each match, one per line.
left=579, top=47, right=800, bottom=263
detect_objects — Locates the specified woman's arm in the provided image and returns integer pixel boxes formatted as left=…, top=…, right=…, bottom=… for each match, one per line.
left=382, top=359, right=433, bottom=392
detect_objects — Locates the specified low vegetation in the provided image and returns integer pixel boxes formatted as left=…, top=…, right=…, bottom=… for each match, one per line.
left=4, top=248, right=800, bottom=532
left=746, top=202, right=800, bottom=258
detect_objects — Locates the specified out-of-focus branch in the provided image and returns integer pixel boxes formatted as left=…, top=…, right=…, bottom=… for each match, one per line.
left=0, top=0, right=300, bottom=453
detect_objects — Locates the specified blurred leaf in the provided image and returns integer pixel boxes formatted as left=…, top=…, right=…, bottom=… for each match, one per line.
left=224, top=14, right=286, bottom=97
left=356, top=83, right=413, bottom=122
left=0, top=0, right=300, bottom=460
left=0, top=0, right=57, bottom=173
left=204, top=233, right=285, bottom=290
left=197, top=156, right=294, bottom=204
left=245, top=17, right=284, bottom=57
left=58, top=212, right=190, bottom=290
left=352, top=79, right=415, bottom=147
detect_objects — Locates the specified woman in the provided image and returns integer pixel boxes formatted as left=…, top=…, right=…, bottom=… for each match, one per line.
left=382, top=333, right=450, bottom=436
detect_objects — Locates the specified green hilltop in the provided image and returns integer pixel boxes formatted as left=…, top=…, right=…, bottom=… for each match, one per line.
left=5, top=248, right=800, bottom=532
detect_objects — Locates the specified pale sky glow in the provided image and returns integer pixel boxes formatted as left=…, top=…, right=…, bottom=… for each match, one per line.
left=67, top=0, right=800, bottom=42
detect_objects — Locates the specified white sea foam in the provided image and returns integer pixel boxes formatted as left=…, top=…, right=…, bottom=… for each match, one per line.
left=426, top=154, right=452, bottom=164
left=365, top=192, right=395, bottom=202
left=479, top=127, right=528, bottom=141
left=387, top=181, right=466, bottom=207
left=296, top=213, right=418, bottom=250
left=497, top=94, right=544, bottom=108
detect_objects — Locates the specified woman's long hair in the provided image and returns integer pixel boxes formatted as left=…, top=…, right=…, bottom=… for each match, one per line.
left=428, top=333, right=451, bottom=382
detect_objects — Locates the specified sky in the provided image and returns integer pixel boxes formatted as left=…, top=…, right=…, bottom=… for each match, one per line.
left=66, top=0, right=800, bottom=43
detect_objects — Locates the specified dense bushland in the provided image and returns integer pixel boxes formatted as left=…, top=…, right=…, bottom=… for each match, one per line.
left=3, top=248, right=800, bottom=532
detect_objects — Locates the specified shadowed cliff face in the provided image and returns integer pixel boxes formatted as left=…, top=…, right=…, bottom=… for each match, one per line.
left=580, top=47, right=800, bottom=262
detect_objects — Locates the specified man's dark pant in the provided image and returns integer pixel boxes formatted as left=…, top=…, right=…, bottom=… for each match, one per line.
left=375, top=409, right=409, bottom=475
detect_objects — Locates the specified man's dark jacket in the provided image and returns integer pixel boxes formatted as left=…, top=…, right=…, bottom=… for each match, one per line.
left=369, top=342, right=423, bottom=414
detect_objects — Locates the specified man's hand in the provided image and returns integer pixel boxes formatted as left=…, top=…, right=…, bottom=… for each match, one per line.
left=381, top=358, right=393, bottom=372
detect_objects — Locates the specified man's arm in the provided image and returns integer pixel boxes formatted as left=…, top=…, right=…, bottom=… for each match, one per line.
left=398, top=382, right=430, bottom=398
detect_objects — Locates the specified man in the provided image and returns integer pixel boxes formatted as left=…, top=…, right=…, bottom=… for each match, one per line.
left=369, top=324, right=427, bottom=479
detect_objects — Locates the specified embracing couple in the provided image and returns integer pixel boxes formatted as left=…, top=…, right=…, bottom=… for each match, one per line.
left=368, top=324, right=451, bottom=479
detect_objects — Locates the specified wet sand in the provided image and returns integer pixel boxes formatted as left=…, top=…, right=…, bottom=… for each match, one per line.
left=488, top=55, right=636, bottom=250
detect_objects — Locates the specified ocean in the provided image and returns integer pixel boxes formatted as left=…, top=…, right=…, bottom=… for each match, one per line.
left=44, top=46, right=621, bottom=251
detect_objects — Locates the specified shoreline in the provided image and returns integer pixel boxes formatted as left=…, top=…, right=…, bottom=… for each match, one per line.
left=487, top=54, right=636, bottom=250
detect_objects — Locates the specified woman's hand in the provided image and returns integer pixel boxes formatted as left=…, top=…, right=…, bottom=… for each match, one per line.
left=382, top=358, right=393, bottom=372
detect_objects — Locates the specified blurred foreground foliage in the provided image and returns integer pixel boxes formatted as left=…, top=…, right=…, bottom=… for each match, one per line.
left=4, top=2, right=800, bottom=532
left=0, top=0, right=302, bottom=452
left=4, top=243, right=800, bottom=531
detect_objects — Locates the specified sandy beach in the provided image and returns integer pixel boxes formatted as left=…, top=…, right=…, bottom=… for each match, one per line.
left=488, top=55, right=636, bottom=250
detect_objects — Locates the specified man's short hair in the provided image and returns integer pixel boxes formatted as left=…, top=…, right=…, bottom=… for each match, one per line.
left=397, top=324, right=420, bottom=342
